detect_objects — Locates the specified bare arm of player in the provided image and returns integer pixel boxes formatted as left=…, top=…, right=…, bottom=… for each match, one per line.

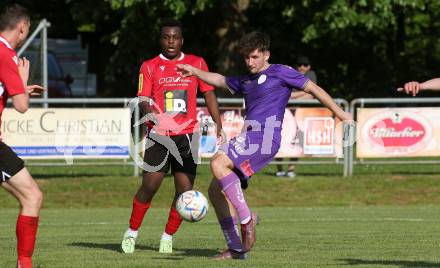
left=176, top=64, right=228, bottom=89
left=12, top=58, right=45, bottom=113
left=203, top=91, right=225, bottom=142
left=304, top=81, right=353, bottom=122
left=398, top=78, right=440, bottom=96
left=18, top=57, right=45, bottom=96
left=291, top=90, right=313, bottom=99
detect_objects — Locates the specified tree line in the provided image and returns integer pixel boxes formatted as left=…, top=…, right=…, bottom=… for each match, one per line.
left=6, top=0, right=440, bottom=99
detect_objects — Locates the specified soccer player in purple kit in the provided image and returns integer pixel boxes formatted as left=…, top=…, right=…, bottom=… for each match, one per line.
left=177, top=31, right=353, bottom=260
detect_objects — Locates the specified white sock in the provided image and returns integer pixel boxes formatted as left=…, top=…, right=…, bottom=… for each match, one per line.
left=126, top=228, right=138, bottom=239
left=161, top=232, right=173, bottom=241
left=240, top=216, right=251, bottom=225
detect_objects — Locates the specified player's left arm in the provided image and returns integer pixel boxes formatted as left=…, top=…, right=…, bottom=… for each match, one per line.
left=291, top=90, right=313, bottom=99
left=304, top=81, right=353, bottom=122
left=18, top=57, right=44, bottom=96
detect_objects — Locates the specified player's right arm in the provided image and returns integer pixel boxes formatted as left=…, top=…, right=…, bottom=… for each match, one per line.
left=399, top=78, right=440, bottom=96
left=1, top=55, right=29, bottom=113
left=137, top=61, right=159, bottom=117
left=176, top=64, right=228, bottom=89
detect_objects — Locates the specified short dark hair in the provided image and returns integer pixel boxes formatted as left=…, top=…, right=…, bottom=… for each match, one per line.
left=160, top=18, right=183, bottom=34
left=0, top=4, right=30, bottom=32
left=238, top=31, right=270, bottom=56
left=296, top=55, right=311, bottom=65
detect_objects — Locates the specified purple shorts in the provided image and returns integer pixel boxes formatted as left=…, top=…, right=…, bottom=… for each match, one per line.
left=219, top=133, right=280, bottom=180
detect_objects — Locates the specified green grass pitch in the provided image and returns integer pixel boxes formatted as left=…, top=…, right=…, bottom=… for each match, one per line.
left=1, top=161, right=440, bottom=267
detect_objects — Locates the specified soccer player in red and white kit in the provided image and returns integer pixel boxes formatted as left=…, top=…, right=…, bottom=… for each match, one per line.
left=121, top=19, right=223, bottom=254
left=0, top=4, right=44, bottom=268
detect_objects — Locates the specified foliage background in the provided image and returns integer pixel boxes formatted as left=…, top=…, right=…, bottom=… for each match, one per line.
left=3, top=0, right=440, bottom=98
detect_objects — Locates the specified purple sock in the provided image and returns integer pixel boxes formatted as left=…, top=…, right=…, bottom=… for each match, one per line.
left=219, top=217, right=243, bottom=252
left=232, top=216, right=240, bottom=240
left=219, top=172, right=251, bottom=224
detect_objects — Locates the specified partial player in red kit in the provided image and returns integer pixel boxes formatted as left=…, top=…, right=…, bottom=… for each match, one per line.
left=0, top=4, right=44, bottom=268
left=121, top=18, right=223, bottom=254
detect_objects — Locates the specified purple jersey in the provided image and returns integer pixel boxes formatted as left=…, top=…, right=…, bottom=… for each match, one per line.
left=222, top=64, right=309, bottom=179
left=226, top=64, right=309, bottom=142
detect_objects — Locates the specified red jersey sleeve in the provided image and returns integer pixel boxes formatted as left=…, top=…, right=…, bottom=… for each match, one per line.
left=0, top=52, right=25, bottom=96
left=197, top=57, right=214, bottom=93
left=137, top=61, right=153, bottom=97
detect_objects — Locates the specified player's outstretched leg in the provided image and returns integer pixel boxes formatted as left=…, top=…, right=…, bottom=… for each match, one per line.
left=208, top=178, right=247, bottom=260
left=121, top=172, right=164, bottom=253
left=159, top=172, right=194, bottom=253
left=210, top=154, right=256, bottom=252
left=2, top=168, right=43, bottom=268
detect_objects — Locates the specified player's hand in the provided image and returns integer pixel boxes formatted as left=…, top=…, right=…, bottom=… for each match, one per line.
left=18, top=57, right=30, bottom=85
left=397, top=81, right=420, bottom=96
left=176, top=64, right=196, bottom=77
left=339, top=111, right=354, bottom=124
left=217, top=128, right=227, bottom=145
left=26, top=85, right=45, bottom=96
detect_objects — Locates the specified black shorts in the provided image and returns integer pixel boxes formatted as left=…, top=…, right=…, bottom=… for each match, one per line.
left=143, top=132, right=199, bottom=175
left=0, top=141, right=24, bottom=182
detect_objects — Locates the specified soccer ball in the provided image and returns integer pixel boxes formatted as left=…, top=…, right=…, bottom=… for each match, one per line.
left=176, top=190, right=209, bottom=222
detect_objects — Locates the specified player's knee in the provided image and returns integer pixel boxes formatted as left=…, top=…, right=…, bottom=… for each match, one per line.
left=210, top=156, right=225, bottom=177
left=138, top=185, right=158, bottom=199
left=22, top=186, right=43, bottom=211
left=33, top=187, right=43, bottom=210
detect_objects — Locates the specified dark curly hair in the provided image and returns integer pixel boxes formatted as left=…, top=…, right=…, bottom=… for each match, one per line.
left=238, top=31, right=270, bottom=56
left=160, top=18, right=183, bottom=35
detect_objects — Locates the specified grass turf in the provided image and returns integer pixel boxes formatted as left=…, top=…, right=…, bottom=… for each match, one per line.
left=1, top=207, right=440, bottom=267
left=2, top=162, right=440, bottom=267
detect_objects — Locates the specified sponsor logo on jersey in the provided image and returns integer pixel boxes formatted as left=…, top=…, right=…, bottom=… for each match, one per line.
left=164, top=90, right=187, bottom=114
left=137, top=74, right=143, bottom=94
left=159, top=76, right=191, bottom=85
left=361, top=110, right=432, bottom=155
left=160, top=65, right=165, bottom=71
left=257, top=74, right=267, bottom=84
left=239, top=159, right=254, bottom=177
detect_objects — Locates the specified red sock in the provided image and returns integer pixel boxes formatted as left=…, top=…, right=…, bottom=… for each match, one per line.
left=16, top=214, right=39, bottom=268
left=129, top=196, right=151, bottom=230
left=164, top=206, right=183, bottom=235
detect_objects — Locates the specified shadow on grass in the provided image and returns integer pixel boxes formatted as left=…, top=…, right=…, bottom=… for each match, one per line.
left=338, top=258, right=440, bottom=267
left=69, top=242, right=218, bottom=257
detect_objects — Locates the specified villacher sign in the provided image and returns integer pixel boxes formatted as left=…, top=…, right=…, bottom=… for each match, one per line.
left=361, top=110, right=432, bottom=156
